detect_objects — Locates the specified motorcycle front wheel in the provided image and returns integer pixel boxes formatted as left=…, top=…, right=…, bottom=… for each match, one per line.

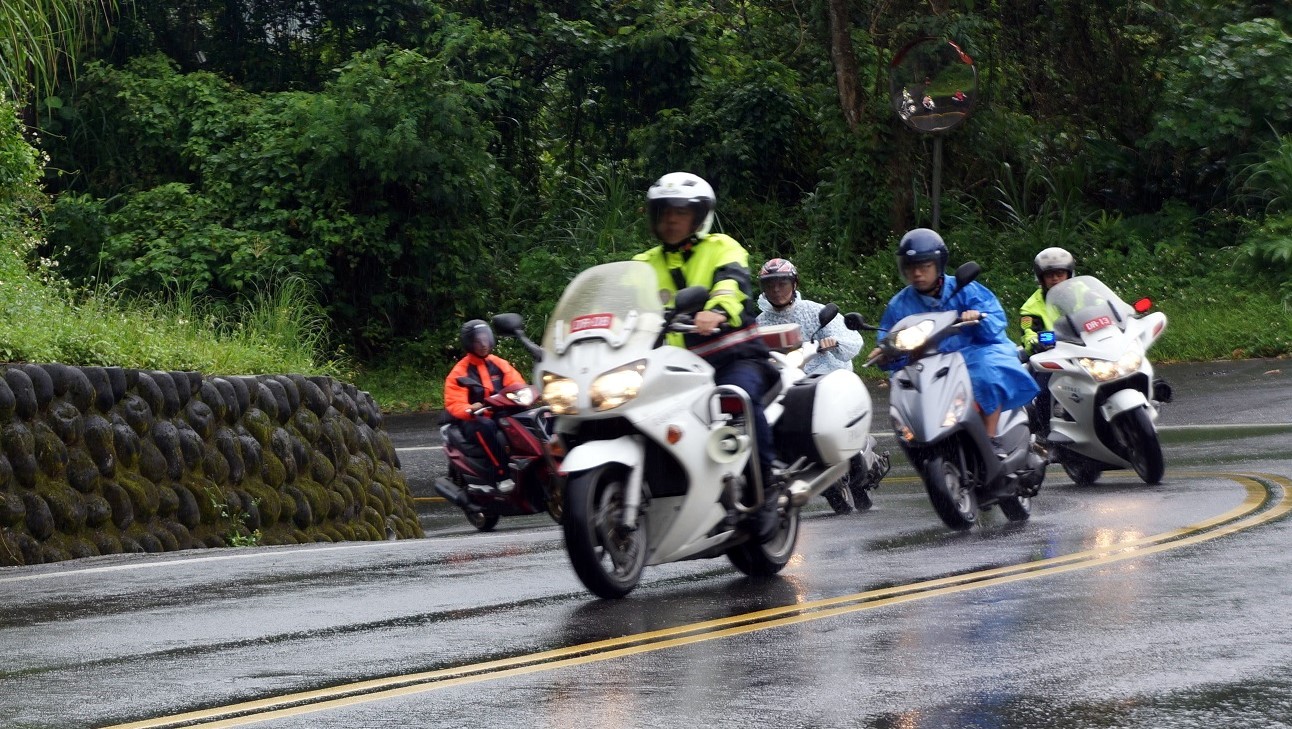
left=562, top=466, right=648, bottom=599
left=1116, top=408, right=1165, bottom=484
left=923, top=455, right=977, bottom=530
left=727, top=504, right=800, bottom=577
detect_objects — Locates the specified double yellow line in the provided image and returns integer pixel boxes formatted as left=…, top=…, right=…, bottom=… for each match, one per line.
left=108, top=471, right=1292, bottom=729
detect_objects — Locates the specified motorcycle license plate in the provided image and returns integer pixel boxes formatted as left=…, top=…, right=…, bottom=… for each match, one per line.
left=570, top=313, right=614, bottom=332
left=1083, top=316, right=1113, bottom=333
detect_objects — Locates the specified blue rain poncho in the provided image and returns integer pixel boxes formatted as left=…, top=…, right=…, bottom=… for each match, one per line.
left=878, top=275, right=1039, bottom=413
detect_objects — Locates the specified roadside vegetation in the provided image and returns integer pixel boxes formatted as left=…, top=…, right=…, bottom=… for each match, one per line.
left=1, top=2, right=1290, bottom=412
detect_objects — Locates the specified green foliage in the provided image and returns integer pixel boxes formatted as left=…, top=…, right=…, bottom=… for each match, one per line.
left=204, top=486, right=263, bottom=547
left=1234, top=212, right=1292, bottom=307
left=1145, top=17, right=1292, bottom=199
left=1238, top=130, right=1292, bottom=214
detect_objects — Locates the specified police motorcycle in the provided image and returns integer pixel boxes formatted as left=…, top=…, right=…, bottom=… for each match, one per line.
left=495, top=261, right=873, bottom=599
left=1026, top=275, right=1170, bottom=486
left=761, top=315, right=890, bottom=514
left=847, top=263, right=1046, bottom=531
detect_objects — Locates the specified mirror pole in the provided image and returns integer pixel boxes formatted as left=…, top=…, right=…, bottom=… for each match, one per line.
left=932, top=135, right=943, bottom=231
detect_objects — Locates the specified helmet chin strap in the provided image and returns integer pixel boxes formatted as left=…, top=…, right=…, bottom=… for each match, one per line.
left=916, top=275, right=944, bottom=296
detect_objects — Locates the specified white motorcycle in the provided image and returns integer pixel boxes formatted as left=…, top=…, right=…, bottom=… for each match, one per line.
left=499, top=261, right=873, bottom=599
left=761, top=317, right=890, bottom=514
left=1027, top=275, right=1171, bottom=486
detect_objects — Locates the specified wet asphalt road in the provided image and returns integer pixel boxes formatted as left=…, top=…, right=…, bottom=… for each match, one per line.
left=1, top=359, right=1290, bottom=729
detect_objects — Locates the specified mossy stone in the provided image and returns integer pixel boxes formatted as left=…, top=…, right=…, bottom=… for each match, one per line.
left=47, top=365, right=95, bottom=412
left=1, top=489, right=25, bottom=527
left=66, top=449, right=101, bottom=494
left=93, top=532, right=122, bottom=555
left=238, top=434, right=263, bottom=476
left=84, top=493, right=112, bottom=527
left=133, top=372, right=165, bottom=420
left=197, top=381, right=226, bottom=425
left=138, top=439, right=168, bottom=483
left=242, top=482, right=281, bottom=526
left=102, top=481, right=134, bottom=529
left=163, top=520, right=194, bottom=549
left=211, top=378, right=240, bottom=423
left=82, top=366, right=116, bottom=413
left=190, top=477, right=221, bottom=523
left=84, top=415, right=116, bottom=477
left=296, top=376, right=330, bottom=417
left=260, top=451, right=286, bottom=488
left=284, top=486, right=313, bottom=528
left=33, top=422, right=68, bottom=478
left=156, top=480, right=179, bottom=518
left=138, top=531, right=164, bottom=553
left=148, top=371, right=181, bottom=417
left=112, top=422, right=140, bottom=469
left=0, top=451, right=12, bottom=489
left=269, top=428, right=298, bottom=483
left=242, top=407, right=273, bottom=445
left=326, top=489, right=345, bottom=520
left=309, top=452, right=336, bottom=487
left=119, top=393, right=153, bottom=436
left=184, top=399, right=215, bottom=439
left=215, top=428, right=244, bottom=484
left=22, top=492, right=55, bottom=539
left=152, top=523, right=179, bottom=551
left=151, top=421, right=184, bottom=480
left=292, top=406, right=320, bottom=446
left=4, top=368, right=38, bottom=419
left=120, top=534, right=144, bottom=553
left=172, top=483, right=201, bottom=528
left=118, top=472, right=161, bottom=521
left=18, top=364, right=54, bottom=411
left=105, top=367, right=127, bottom=402
left=227, top=377, right=251, bottom=420
left=0, top=374, right=14, bottom=420
left=365, top=481, right=392, bottom=516
left=261, top=378, right=291, bottom=424
left=252, top=381, right=280, bottom=423
left=39, top=483, right=86, bottom=533
left=68, top=537, right=99, bottom=559
left=176, top=422, right=203, bottom=472
left=201, top=443, right=230, bottom=483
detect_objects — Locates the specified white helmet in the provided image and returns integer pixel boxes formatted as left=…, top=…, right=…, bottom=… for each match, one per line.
left=1033, top=247, right=1076, bottom=286
left=647, top=172, right=716, bottom=240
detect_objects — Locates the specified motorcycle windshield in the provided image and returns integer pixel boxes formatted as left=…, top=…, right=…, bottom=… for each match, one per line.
left=1046, top=275, right=1137, bottom=342
left=542, top=261, right=666, bottom=356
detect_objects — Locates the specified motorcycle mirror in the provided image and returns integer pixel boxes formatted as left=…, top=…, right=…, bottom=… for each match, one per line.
left=1132, top=297, right=1153, bottom=314
left=844, top=312, right=875, bottom=331
left=492, top=312, right=525, bottom=336
left=818, top=303, right=840, bottom=328
left=946, top=261, right=980, bottom=299
left=672, top=285, right=710, bottom=316
left=456, top=376, right=482, bottom=388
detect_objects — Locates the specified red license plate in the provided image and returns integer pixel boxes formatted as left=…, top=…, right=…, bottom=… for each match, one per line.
left=570, top=313, right=614, bottom=332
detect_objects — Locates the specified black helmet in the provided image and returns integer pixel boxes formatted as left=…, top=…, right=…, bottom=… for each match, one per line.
left=896, top=228, right=949, bottom=276
left=1033, top=247, right=1076, bottom=287
left=460, top=319, right=495, bottom=354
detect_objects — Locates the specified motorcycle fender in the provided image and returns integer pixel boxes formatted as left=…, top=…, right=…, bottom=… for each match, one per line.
left=1099, top=388, right=1149, bottom=422
left=560, top=435, right=643, bottom=475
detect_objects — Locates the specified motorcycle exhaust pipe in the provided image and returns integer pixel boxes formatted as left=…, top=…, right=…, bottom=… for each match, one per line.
left=434, top=477, right=472, bottom=509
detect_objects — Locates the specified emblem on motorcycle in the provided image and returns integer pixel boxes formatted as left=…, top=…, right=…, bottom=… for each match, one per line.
left=1083, top=316, right=1113, bottom=333
left=570, top=313, right=613, bottom=332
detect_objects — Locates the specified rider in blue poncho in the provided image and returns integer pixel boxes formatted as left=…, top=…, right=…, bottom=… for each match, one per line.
left=870, top=229, right=1039, bottom=451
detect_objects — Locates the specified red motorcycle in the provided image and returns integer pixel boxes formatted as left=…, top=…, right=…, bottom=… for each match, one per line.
left=434, top=380, right=565, bottom=531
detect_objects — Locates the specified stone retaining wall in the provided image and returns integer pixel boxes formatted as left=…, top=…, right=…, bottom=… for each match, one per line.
left=0, top=364, right=422, bottom=566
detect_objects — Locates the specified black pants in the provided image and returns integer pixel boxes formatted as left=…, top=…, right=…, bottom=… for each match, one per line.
left=454, top=418, right=509, bottom=483
left=715, top=358, right=776, bottom=470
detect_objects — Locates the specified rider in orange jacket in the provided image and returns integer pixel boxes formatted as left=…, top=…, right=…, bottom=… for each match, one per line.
left=444, top=320, right=526, bottom=485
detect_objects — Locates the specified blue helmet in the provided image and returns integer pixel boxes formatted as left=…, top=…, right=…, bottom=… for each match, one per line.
left=896, top=228, right=949, bottom=276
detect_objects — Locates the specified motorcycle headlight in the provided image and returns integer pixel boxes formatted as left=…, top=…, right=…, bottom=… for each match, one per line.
left=541, top=374, right=579, bottom=414
left=1079, top=355, right=1142, bottom=382
left=590, top=360, right=646, bottom=411
left=942, top=384, right=969, bottom=427
left=507, top=387, right=537, bottom=407
left=894, top=319, right=935, bottom=352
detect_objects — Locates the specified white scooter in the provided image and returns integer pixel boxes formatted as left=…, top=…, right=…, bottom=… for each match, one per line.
left=1027, top=275, right=1171, bottom=486
left=498, top=261, right=873, bottom=599
left=761, top=316, right=890, bottom=514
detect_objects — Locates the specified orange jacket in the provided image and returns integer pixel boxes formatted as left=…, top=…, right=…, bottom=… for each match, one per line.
left=444, top=354, right=526, bottom=420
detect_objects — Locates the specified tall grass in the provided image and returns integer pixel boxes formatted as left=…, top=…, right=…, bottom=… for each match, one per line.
left=0, top=245, right=343, bottom=375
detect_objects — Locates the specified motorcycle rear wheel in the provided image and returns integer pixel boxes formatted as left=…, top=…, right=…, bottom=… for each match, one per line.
left=563, top=466, right=648, bottom=599
left=923, top=455, right=977, bottom=531
left=1117, top=408, right=1165, bottom=484
left=727, top=504, right=800, bottom=576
